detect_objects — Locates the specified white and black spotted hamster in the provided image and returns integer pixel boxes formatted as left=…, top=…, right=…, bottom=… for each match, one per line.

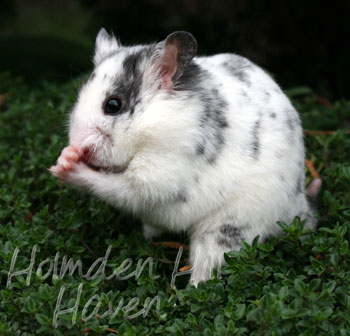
left=50, top=29, right=322, bottom=286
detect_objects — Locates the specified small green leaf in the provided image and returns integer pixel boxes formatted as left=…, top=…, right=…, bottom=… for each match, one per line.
left=35, top=313, right=51, bottom=326
left=294, top=279, right=307, bottom=296
left=279, top=286, right=289, bottom=301
left=308, top=278, right=321, bottom=292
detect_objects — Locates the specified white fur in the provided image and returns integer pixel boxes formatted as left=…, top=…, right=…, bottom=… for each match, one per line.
left=53, top=31, right=318, bottom=286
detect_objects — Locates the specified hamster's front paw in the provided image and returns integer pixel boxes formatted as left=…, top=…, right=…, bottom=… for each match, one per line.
left=52, top=145, right=79, bottom=171
left=50, top=146, right=91, bottom=186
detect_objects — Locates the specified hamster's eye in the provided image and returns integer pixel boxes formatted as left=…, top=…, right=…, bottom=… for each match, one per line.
left=104, top=98, right=122, bottom=115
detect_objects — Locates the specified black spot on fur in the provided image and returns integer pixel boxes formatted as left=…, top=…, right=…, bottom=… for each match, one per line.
left=217, top=224, right=242, bottom=249
left=105, top=48, right=153, bottom=117
left=235, top=70, right=251, bottom=85
left=178, top=63, right=229, bottom=164
left=220, top=224, right=240, bottom=237
left=217, top=237, right=235, bottom=249
left=123, top=53, right=139, bottom=75
left=199, top=90, right=228, bottom=163
left=176, top=190, right=187, bottom=203
left=251, top=120, right=261, bottom=159
left=196, top=142, right=205, bottom=155
left=222, top=56, right=252, bottom=86
left=270, top=112, right=276, bottom=119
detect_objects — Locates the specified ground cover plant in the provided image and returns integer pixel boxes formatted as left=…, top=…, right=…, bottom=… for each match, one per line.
left=0, top=72, right=349, bottom=335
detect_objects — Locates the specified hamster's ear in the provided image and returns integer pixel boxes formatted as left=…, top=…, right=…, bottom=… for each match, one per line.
left=158, top=31, right=198, bottom=89
left=93, top=28, right=120, bottom=66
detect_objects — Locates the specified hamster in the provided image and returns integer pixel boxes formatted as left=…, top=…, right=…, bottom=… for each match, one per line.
left=50, top=29, right=322, bottom=286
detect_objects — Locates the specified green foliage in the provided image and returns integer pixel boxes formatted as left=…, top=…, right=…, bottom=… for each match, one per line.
left=0, top=74, right=349, bottom=335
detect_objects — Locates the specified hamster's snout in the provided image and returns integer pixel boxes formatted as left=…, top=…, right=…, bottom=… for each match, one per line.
left=78, top=144, right=128, bottom=174
left=79, top=145, right=102, bottom=171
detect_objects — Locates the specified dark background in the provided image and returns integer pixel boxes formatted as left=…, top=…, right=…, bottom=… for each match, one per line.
left=0, top=0, right=349, bottom=99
